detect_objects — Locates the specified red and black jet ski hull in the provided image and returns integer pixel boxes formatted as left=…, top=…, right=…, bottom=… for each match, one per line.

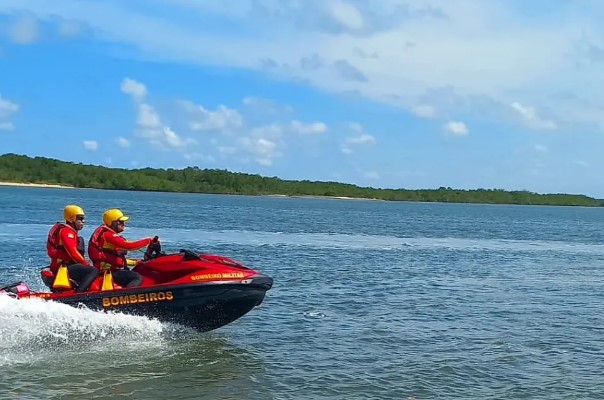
left=3, top=249, right=273, bottom=332
left=36, top=275, right=273, bottom=332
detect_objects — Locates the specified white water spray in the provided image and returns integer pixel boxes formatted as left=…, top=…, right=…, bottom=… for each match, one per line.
left=0, top=294, right=179, bottom=366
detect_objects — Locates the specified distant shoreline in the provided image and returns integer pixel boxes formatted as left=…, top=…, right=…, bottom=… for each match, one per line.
left=0, top=181, right=594, bottom=205
left=0, top=181, right=73, bottom=189
left=0, top=181, right=381, bottom=201
left=280, top=195, right=382, bottom=201
left=1, top=154, right=602, bottom=206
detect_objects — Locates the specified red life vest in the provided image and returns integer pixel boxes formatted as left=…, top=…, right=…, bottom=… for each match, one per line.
left=46, top=223, right=77, bottom=267
left=88, top=225, right=126, bottom=270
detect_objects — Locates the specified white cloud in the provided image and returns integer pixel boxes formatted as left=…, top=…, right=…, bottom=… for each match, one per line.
left=341, top=123, right=376, bottom=153
left=239, top=136, right=280, bottom=166
left=7, top=14, right=39, bottom=44
left=290, top=120, right=327, bottom=135
left=0, top=122, right=14, bottom=131
left=137, top=103, right=161, bottom=130
left=119, top=78, right=194, bottom=150
left=237, top=123, right=285, bottom=165
left=0, top=95, right=19, bottom=118
left=163, top=126, right=186, bottom=147
left=511, top=102, right=557, bottom=130
left=346, top=134, right=376, bottom=144
left=182, top=101, right=244, bottom=133
left=250, top=124, right=282, bottom=139
left=340, top=146, right=353, bottom=155
left=121, top=78, right=148, bottom=100
left=412, top=104, right=437, bottom=118
left=208, top=118, right=329, bottom=164
left=57, top=19, right=86, bottom=37
left=329, top=1, right=365, bottom=31
left=2, top=0, right=601, bottom=130
left=138, top=124, right=192, bottom=149
left=116, top=137, right=130, bottom=148
left=534, top=144, right=548, bottom=153
left=349, top=122, right=363, bottom=133
left=444, top=121, right=469, bottom=136
left=242, top=96, right=293, bottom=114
left=246, top=120, right=327, bottom=137
left=0, top=95, right=19, bottom=131
left=83, top=140, right=98, bottom=151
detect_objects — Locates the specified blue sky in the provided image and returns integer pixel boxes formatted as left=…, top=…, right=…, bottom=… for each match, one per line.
left=1, top=1, right=604, bottom=197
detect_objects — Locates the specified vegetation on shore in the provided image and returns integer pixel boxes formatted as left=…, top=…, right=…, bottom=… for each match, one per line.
left=0, top=153, right=601, bottom=206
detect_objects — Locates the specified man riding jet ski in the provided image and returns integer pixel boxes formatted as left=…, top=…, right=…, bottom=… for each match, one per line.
left=2, top=208, right=273, bottom=332
left=88, top=208, right=157, bottom=289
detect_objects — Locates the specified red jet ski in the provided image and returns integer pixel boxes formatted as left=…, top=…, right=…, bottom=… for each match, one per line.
left=0, top=246, right=273, bottom=332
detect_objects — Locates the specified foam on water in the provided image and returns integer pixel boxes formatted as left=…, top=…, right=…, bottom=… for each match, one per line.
left=125, top=227, right=604, bottom=255
left=2, top=223, right=604, bottom=254
left=0, top=294, right=175, bottom=366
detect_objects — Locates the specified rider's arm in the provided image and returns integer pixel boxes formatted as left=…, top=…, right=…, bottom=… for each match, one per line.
left=60, top=229, right=90, bottom=266
left=103, top=232, right=151, bottom=251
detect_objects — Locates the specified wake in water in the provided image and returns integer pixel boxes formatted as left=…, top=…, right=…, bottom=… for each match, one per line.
left=131, top=228, right=604, bottom=255
left=0, top=295, right=187, bottom=366
left=4, top=223, right=604, bottom=254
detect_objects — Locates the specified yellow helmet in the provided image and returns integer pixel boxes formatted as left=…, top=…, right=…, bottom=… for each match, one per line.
left=103, top=208, right=130, bottom=226
left=64, top=205, right=85, bottom=223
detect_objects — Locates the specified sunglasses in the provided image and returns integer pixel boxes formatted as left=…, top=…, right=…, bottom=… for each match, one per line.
left=117, top=220, right=126, bottom=225
left=76, top=216, right=85, bottom=222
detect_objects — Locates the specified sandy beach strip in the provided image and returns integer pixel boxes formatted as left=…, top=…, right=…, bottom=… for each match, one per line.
left=0, top=181, right=73, bottom=189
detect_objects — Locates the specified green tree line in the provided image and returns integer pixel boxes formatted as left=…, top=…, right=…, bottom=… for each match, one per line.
left=0, top=153, right=602, bottom=206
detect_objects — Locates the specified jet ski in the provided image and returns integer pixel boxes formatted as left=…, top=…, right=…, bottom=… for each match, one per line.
left=0, top=245, right=273, bottom=332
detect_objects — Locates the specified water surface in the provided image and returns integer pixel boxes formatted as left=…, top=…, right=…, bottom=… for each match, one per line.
left=1, top=186, right=603, bottom=399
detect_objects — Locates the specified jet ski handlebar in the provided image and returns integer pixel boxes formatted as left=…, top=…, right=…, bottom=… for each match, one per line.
left=143, top=236, right=164, bottom=261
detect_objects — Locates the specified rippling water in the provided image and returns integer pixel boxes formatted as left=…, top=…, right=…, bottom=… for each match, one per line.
left=1, top=186, right=604, bottom=399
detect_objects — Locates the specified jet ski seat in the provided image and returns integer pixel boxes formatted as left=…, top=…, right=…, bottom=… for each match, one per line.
left=40, top=268, right=79, bottom=292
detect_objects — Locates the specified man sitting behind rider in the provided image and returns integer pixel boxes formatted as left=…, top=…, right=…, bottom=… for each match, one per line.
left=47, top=205, right=98, bottom=292
left=88, top=209, right=155, bottom=288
